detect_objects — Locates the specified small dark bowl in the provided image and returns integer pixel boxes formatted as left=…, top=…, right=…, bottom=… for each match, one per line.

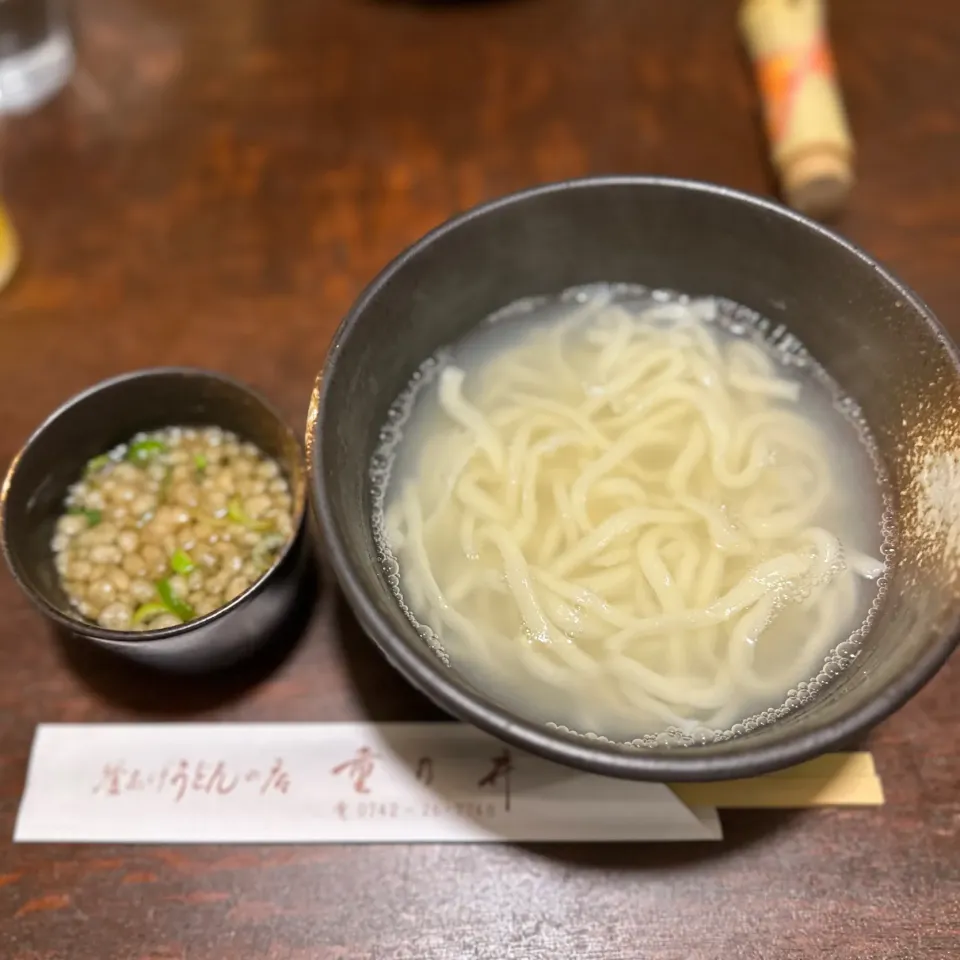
left=1, top=368, right=310, bottom=672
left=310, top=176, right=960, bottom=782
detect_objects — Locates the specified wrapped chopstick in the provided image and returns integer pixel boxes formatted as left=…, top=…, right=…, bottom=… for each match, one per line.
left=740, top=0, right=853, bottom=219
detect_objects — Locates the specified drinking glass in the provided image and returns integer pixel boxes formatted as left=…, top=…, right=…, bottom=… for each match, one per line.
left=0, top=0, right=73, bottom=114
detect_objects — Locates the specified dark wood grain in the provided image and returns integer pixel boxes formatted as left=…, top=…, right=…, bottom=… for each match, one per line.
left=1, top=1, right=958, bottom=957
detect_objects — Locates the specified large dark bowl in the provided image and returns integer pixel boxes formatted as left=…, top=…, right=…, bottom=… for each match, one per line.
left=2, top=368, right=311, bottom=672
left=309, top=177, right=960, bottom=781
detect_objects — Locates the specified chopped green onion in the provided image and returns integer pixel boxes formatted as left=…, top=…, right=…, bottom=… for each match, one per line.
left=85, top=454, right=111, bottom=475
left=170, top=548, right=195, bottom=575
left=132, top=601, right=169, bottom=625
left=155, top=578, right=196, bottom=622
left=127, top=439, right=168, bottom=465
left=67, top=507, right=102, bottom=527
left=227, top=497, right=271, bottom=532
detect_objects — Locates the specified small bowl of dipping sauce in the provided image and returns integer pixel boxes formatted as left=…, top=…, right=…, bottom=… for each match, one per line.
left=1, top=368, right=311, bottom=671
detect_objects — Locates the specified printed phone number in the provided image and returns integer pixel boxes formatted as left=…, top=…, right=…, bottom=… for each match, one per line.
left=335, top=800, right=500, bottom=820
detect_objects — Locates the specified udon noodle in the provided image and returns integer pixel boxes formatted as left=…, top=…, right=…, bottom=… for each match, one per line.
left=377, top=288, right=887, bottom=740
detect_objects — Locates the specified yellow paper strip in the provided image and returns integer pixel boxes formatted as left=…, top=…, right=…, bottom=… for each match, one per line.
left=669, top=753, right=883, bottom=808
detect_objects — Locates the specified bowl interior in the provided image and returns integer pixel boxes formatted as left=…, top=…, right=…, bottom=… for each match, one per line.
left=2, top=368, right=306, bottom=632
left=314, top=178, right=960, bottom=778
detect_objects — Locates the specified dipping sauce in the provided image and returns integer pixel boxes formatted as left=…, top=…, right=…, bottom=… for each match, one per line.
left=52, top=426, right=295, bottom=631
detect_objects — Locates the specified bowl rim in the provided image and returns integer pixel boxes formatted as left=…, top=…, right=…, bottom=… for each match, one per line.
left=309, top=175, right=960, bottom=781
left=1, top=365, right=308, bottom=646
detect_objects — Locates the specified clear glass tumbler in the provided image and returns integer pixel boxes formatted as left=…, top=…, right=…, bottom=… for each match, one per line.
left=0, top=0, right=73, bottom=114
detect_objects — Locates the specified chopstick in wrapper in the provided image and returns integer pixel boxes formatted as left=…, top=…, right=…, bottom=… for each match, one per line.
left=740, top=0, right=853, bottom=220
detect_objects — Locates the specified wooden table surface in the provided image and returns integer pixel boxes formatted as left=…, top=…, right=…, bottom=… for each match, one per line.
left=1, top=0, right=958, bottom=957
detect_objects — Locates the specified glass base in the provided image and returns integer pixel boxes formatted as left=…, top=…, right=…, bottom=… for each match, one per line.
left=0, top=29, right=73, bottom=114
